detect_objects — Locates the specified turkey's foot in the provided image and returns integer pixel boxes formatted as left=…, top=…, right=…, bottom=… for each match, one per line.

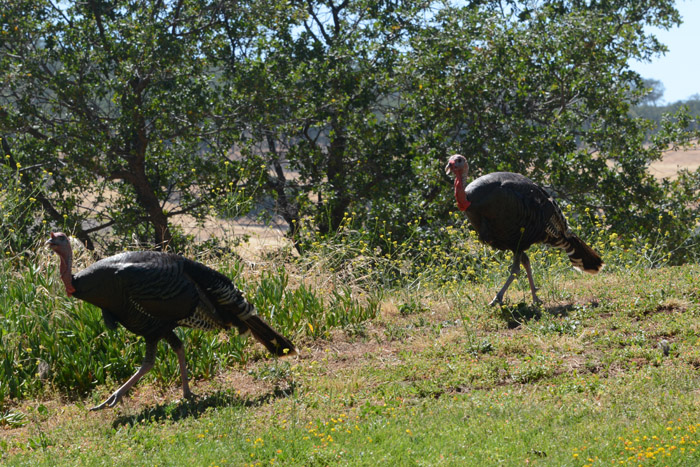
left=89, top=392, right=123, bottom=411
left=488, top=295, right=504, bottom=307
left=530, top=289, right=543, bottom=306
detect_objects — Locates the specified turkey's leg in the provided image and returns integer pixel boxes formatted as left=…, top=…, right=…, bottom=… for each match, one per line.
left=489, top=253, right=521, bottom=306
left=90, top=340, right=157, bottom=411
left=520, top=252, right=542, bottom=304
left=165, top=331, right=193, bottom=400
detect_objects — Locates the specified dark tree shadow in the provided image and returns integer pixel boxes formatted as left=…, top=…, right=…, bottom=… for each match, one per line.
left=111, top=383, right=296, bottom=429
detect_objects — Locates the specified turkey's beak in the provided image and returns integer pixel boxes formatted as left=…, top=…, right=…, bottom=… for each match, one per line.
left=445, top=161, right=454, bottom=175
left=46, top=233, right=58, bottom=248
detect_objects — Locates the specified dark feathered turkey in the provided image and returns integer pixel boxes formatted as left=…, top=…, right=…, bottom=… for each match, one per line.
left=445, top=154, right=603, bottom=306
left=47, top=232, right=296, bottom=410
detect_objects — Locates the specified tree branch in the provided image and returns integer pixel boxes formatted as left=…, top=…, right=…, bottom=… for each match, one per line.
left=1, top=136, right=95, bottom=250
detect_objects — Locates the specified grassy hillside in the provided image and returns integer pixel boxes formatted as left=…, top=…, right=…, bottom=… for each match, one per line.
left=2, top=223, right=700, bottom=465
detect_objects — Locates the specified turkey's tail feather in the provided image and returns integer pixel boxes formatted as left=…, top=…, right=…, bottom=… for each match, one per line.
left=245, top=315, right=297, bottom=357
left=561, top=234, right=604, bottom=274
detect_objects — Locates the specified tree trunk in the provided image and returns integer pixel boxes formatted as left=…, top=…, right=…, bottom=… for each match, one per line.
left=124, top=76, right=172, bottom=249
left=266, top=134, right=303, bottom=252
left=321, top=118, right=350, bottom=235
left=129, top=164, right=172, bottom=248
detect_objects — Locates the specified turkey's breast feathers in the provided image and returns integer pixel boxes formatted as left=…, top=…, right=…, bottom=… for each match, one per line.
left=464, top=172, right=563, bottom=252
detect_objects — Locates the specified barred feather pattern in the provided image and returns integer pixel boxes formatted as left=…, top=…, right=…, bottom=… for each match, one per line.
left=178, top=257, right=257, bottom=330
left=68, top=250, right=294, bottom=354
left=542, top=204, right=602, bottom=274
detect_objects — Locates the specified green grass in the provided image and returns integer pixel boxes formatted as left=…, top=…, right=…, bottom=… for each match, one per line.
left=2, top=213, right=700, bottom=465
left=2, top=257, right=700, bottom=465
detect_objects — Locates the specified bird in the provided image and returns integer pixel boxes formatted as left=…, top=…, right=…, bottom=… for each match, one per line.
left=46, top=231, right=296, bottom=410
left=445, top=154, right=603, bottom=306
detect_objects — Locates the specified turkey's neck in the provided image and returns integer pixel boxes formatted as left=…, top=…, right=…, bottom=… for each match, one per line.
left=58, top=251, right=76, bottom=297
left=453, top=170, right=471, bottom=211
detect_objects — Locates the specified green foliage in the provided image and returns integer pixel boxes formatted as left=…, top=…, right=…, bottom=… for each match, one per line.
left=218, top=0, right=416, bottom=238
left=0, top=156, right=47, bottom=253
left=632, top=96, right=700, bottom=134
left=3, top=0, right=697, bottom=261
left=0, top=249, right=378, bottom=409
left=0, top=0, right=262, bottom=248
left=249, top=267, right=381, bottom=340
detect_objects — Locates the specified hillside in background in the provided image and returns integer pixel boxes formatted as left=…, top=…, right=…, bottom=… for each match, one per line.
left=632, top=95, right=700, bottom=134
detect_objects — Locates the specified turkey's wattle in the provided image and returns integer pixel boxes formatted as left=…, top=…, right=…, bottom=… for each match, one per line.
left=47, top=232, right=296, bottom=410
left=447, top=155, right=472, bottom=211
left=445, top=154, right=603, bottom=306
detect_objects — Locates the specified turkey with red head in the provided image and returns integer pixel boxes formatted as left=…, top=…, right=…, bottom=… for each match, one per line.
left=47, top=232, right=296, bottom=410
left=445, top=154, right=603, bottom=306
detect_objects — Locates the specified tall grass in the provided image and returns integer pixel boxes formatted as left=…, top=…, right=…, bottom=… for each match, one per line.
left=293, top=205, right=684, bottom=297
left=0, top=243, right=380, bottom=409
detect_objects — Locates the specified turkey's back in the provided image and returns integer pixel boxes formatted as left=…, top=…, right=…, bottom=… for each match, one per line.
left=464, top=172, right=561, bottom=252
left=72, top=252, right=199, bottom=337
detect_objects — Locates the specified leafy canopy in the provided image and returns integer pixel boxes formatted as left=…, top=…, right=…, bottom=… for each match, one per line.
left=2, top=0, right=698, bottom=261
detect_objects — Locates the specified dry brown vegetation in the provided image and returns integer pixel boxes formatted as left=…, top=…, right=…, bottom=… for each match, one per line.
left=649, top=144, right=700, bottom=179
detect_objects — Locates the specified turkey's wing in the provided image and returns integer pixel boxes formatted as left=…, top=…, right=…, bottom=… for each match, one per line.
left=114, top=260, right=199, bottom=320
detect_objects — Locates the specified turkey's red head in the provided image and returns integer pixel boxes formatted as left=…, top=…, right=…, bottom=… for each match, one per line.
left=445, top=154, right=471, bottom=211
left=445, top=154, right=469, bottom=176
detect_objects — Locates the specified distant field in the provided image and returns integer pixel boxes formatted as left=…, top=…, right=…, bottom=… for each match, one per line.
left=650, top=145, right=700, bottom=179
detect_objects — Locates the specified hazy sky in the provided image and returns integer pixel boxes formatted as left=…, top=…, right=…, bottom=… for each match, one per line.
left=629, top=0, right=700, bottom=104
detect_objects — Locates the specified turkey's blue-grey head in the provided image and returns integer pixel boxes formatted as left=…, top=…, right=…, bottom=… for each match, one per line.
left=46, top=231, right=70, bottom=253
left=445, top=154, right=469, bottom=176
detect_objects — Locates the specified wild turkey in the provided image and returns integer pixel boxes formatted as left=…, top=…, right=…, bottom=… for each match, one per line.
left=445, top=154, right=603, bottom=306
left=46, top=232, right=296, bottom=410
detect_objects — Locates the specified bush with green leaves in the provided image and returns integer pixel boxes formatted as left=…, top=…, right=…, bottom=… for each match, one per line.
left=2, top=0, right=699, bottom=262
left=0, top=248, right=380, bottom=409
